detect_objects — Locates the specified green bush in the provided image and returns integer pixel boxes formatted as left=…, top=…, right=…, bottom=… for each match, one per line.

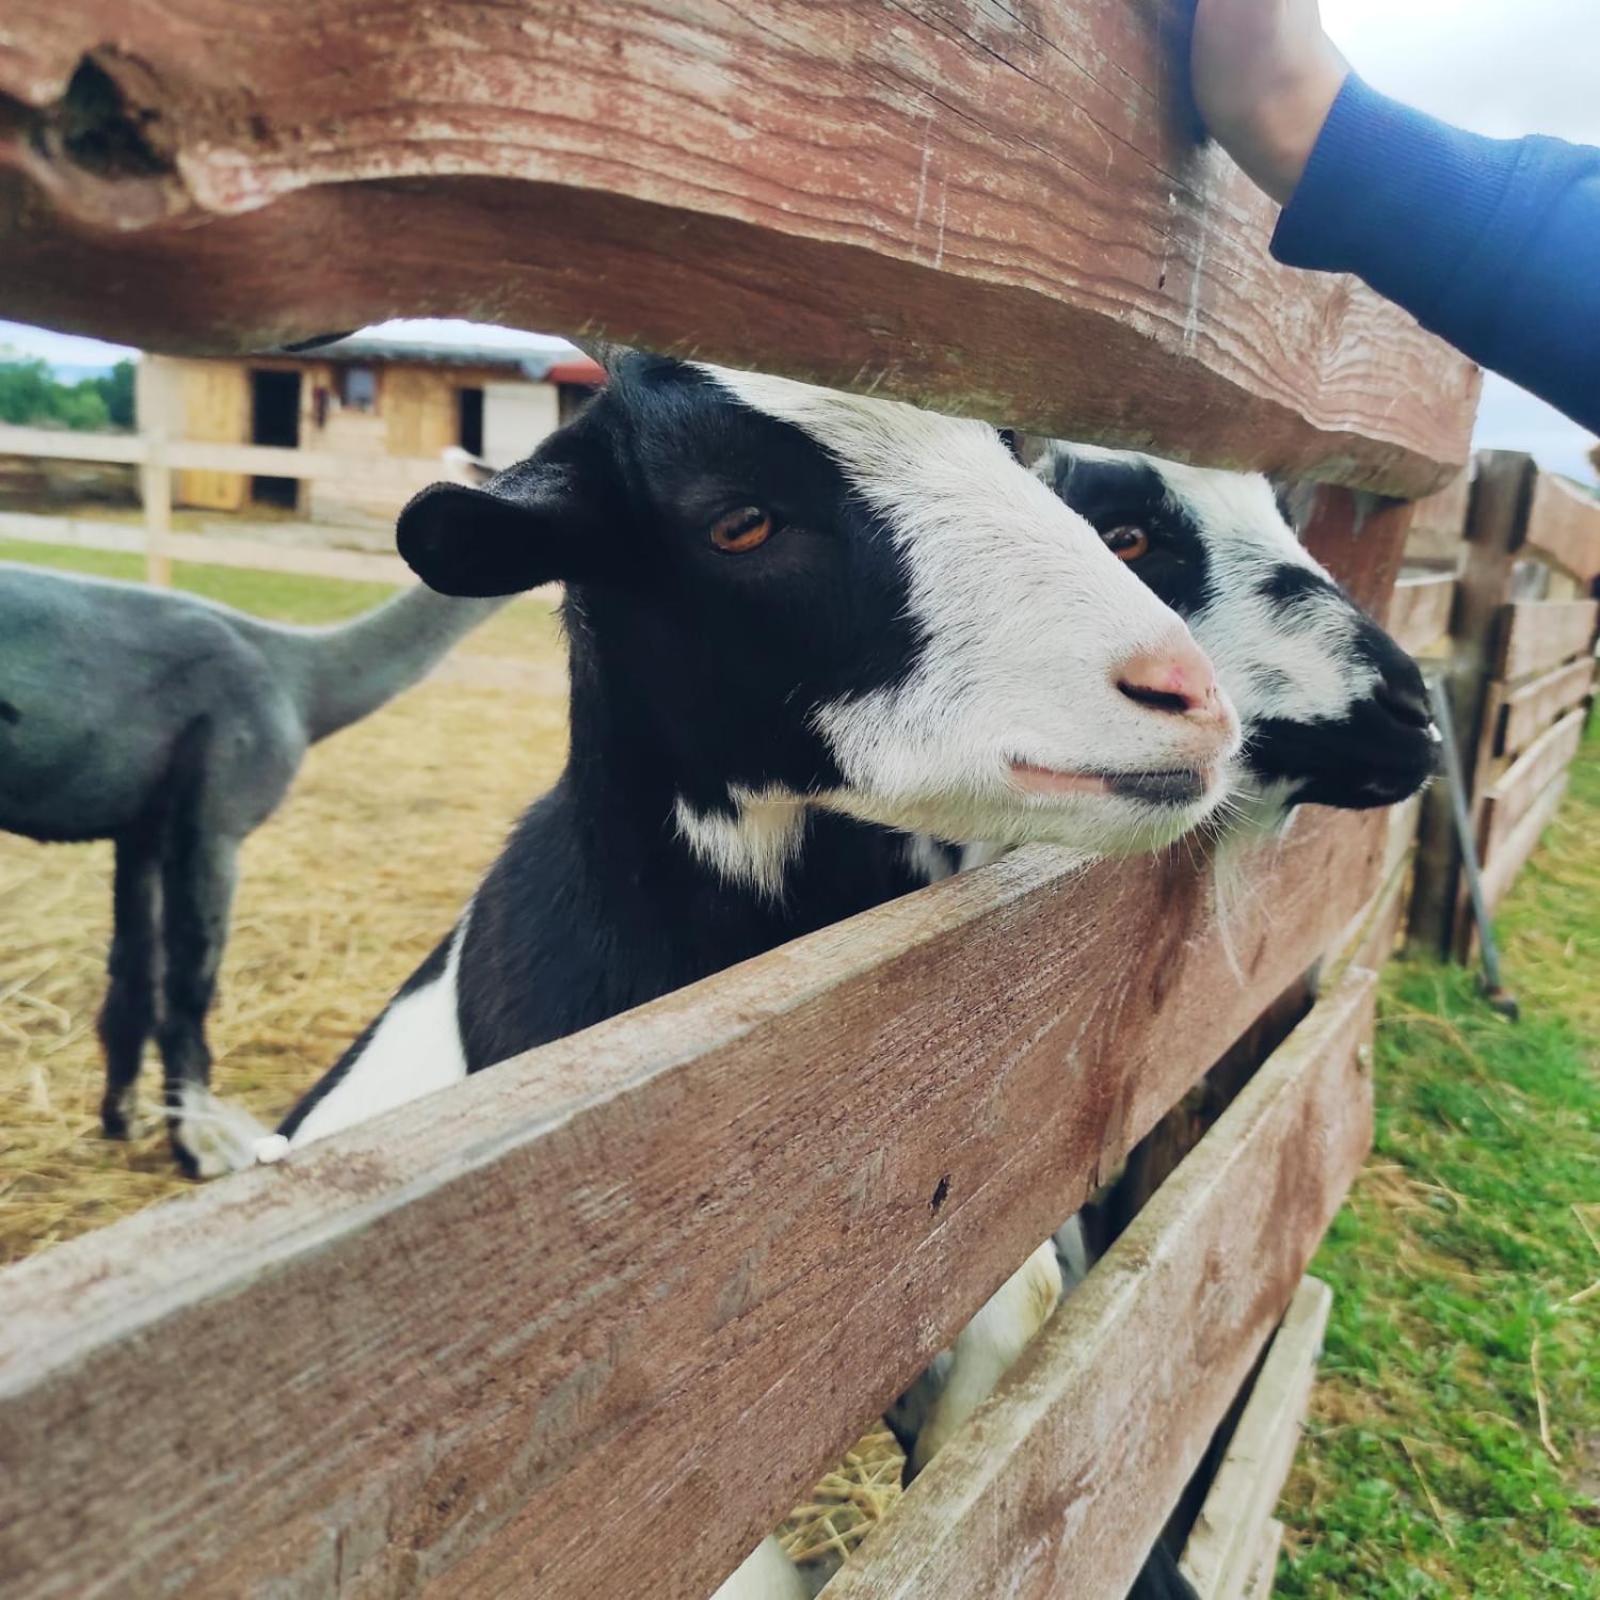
left=0, top=356, right=134, bottom=432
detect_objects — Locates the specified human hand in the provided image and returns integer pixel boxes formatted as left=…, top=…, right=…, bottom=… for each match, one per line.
left=1192, top=0, right=1350, bottom=203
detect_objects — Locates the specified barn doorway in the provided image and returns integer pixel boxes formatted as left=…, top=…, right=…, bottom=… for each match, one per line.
left=250, top=369, right=302, bottom=509
left=457, top=386, right=485, bottom=458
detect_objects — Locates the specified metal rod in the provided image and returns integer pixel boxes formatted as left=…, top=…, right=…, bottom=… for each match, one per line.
left=1426, top=674, right=1518, bottom=1018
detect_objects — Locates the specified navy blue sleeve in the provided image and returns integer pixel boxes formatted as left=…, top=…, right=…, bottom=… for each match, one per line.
left=1272, top=75, right=1600, bottom=433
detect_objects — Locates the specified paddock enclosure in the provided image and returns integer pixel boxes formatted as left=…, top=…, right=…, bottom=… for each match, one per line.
left=0, top=3, right=1499, bottom=1598
left=1404, top=459, right=1600, bottom=961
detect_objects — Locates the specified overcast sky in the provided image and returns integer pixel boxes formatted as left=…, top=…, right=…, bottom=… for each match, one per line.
left=3, top=1, right=1595, bottom=479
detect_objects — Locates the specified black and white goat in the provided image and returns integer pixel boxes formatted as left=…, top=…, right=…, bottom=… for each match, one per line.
left=1043, top=444, right=1434, bottom=821
left=262, top=361, right=1434, bottom=1599
left=266, top=354, right=1240, bottom=1151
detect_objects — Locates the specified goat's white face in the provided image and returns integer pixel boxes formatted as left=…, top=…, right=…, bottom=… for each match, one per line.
left=704, top=370, right=1242, bottom=855
left=1142, top=463, right=1367, bottom=710
left=1039, top=445, right=1438, bottom=835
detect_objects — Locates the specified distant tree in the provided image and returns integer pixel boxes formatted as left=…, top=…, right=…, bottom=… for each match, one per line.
left=0, top=355, right=120, bottom=431
left=92, top=360, right=137, bottom=429
left=50, top=382, right=111, bottom=432
left=0, top=357, right=59, bottom=425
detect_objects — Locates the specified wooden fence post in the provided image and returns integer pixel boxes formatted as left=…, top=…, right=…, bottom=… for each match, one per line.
left=134, top=358, right=174, bottom=586
left=1407, top=451, right=1537, bottom=957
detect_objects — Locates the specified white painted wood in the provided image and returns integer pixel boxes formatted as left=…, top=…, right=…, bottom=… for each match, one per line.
left=482, top=381, right=561, bottom=471
left=1180, top=1278, right=1332, bottom=1600
left=0, top=421, right=457, bottom=489
left=133, top=361, right=174, bottom=585
left=1239, top=1519, right=1284, bottom=1600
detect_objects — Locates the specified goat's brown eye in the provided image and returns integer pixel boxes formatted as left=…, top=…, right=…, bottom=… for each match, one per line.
left=710, top=506, right=773, bottom=553
left=1102, top=525, right=1150, bottom=562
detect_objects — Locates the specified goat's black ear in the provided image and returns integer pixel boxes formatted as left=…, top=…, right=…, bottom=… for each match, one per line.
left=397, top=469, right=599, bottom=597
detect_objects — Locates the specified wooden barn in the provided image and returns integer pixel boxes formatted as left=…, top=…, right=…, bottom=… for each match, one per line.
left=148, top=329, right=603, bottom=524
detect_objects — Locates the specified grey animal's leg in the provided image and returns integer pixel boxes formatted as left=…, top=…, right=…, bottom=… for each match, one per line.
left=157, top=815, right=242, bottom=1175
left=155, top=717, right=284, bottom=1176
left=156, top=792, right=266, bottom=1177
left=97, top=831, right=162, bottom=1139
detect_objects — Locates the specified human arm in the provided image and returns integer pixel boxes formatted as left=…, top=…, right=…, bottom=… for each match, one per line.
left=1191, top=0, right=1349, bottom=204
left=1192, top=0, right=1600, bottom=433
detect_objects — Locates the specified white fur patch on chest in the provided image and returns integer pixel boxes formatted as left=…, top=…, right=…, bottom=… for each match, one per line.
left=901, top=832, right=956, bottom=883
left=674, top=786, right=807, bottom=901
left=288, top=916, right=472, bottom=1148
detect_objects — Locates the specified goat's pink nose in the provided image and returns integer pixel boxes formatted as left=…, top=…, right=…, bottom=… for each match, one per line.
left=1115, top=637, right=1224, bottom=720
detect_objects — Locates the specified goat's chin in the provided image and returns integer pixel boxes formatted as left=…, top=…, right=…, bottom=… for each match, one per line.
left=824, top=785, right=1226, bottom=858
left=1209, top=778, right=1300, bottom=845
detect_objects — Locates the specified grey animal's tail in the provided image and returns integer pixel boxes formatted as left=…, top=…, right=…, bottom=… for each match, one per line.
left=245, top=584, right=509, bottom=743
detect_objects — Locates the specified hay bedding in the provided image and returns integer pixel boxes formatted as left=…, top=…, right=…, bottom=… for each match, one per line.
left=777, top=1425, right=907, bottom=1570
left=0, top=586, right=905, bottom=1565
left=0, top=622, right=570, bottom=1265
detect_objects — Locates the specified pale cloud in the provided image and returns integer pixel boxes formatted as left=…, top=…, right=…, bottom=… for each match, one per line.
left=1474, top=372, right=1595, bottom=483
left=0, top=318, right=576, bottom=367
left=1323, top=1, right=1600, bottom=142
left=0, top=321, right=136, bottom=366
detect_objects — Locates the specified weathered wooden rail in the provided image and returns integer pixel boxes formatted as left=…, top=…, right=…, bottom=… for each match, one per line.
left=2, top=1, right=1475, bottom=495
left=0, top=805, right=1392, bottom=1600
left=0, top=2, right=1483, bottom=1598
left=0, top=410, right=473, bottom=585
left=1178, top=1276, right=1334, bottom=1600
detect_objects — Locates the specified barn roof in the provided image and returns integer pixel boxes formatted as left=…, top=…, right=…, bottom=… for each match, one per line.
left=291, top=323, right=604, bottom=384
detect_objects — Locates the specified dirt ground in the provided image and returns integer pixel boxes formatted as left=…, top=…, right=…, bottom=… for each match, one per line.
left=0, top=585, right=570, bottom=1264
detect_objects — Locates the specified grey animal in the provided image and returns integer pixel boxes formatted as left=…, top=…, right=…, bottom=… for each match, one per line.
left=0, top=562, right=503, bottom=1174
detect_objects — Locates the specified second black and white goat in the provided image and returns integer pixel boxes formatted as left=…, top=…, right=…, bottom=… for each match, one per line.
left=779, top=444, right=1436, bottom=1600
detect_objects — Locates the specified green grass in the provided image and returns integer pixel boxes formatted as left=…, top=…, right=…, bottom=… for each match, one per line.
left=1280, top=722, right=1600, bottom=1597
left=0, top=536, right=559, bottom=661
left=0, top=537, right=396, bottom=623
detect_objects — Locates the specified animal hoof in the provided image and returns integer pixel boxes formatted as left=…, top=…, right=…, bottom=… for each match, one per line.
left=168, top=1088, right=271, bottom=1179
left=169, top=1133, right=203, bottom=1180
left=101, top=1091, right=136, bottom=1140
left=169, top=1127, right=237, bottom=1182
left=255, top=1133, right=290, bottom=1165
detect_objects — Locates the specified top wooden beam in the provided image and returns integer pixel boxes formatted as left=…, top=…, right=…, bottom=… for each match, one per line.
left=1526, top=471, right=1600, bottom=588
left=0, top=0, right=1476, bottom=494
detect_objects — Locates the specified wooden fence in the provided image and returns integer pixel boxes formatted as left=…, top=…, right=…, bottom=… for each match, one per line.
left=0, top=3, right=1484, bottom=1598
left=0, top=411, right=471, bottom=586
left=1407, top=454, right=1600, bottom=959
